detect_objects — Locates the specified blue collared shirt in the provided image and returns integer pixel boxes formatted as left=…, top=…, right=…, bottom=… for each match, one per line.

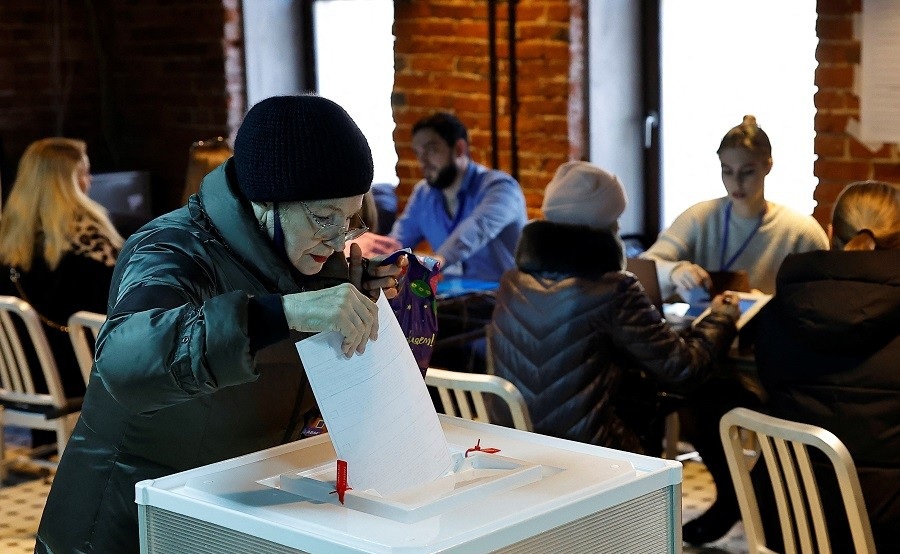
left=390, top=162, right=527, bottom=281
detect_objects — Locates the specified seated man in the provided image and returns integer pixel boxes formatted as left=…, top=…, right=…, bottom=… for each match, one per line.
left=389, top=112, right=527, bottom=282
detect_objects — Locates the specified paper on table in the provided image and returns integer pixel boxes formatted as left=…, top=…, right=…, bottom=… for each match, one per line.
left=295, top=294, right=452, bottom=495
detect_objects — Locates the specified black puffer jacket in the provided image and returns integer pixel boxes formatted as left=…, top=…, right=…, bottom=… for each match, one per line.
left=487, top=221, right=737, bottom=453
left=755, top=249, right=900, bottom=552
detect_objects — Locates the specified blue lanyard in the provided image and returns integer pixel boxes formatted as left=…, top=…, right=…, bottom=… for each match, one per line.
left=719, top=201, right=764, bottom=271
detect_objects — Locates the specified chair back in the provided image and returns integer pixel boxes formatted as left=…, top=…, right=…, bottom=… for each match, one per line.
left=424, top=367, right=533, bottom=432
left=67, top=310, right=107, bottom=385
left=182, top=136, right=232, bottom=204
left=720, top=407, right=876, bottom=554
left=0, top=295, right=80, bottom=467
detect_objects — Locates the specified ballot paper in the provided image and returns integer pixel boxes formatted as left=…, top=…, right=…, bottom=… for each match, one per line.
left=296, top=294, right=452, bottom=495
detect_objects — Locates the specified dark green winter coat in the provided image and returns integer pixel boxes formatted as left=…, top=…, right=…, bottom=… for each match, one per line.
left=36, top=161, right=347, bottom=553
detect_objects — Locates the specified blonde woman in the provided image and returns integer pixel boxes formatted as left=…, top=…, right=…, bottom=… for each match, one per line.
left=755, top=180, right=900, bottom=552
left=0, top=137, right=122, bottom=406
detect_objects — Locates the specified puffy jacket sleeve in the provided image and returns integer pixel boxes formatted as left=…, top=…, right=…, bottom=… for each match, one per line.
left=598, top=275, right=737, bottom=393
left=94, top=230, right=283, bottom=415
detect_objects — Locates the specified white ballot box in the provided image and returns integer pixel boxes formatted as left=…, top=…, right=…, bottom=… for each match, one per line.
left=135, top=415, right=683, bottom=553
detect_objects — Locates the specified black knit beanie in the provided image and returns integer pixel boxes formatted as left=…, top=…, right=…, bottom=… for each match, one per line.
left=233, top=95, right=374, bottom=202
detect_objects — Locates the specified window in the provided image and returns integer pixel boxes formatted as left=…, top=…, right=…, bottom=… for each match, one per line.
left=242, top=0, right=398, bottom=186
left=660, top=0, right=819, bottom=225
left=313, top=0, right=398, bottom=186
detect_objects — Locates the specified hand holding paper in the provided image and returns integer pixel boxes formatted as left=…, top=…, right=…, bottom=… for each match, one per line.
left=296, top=294, right=452, bottom=495
left=283, top=283, right=378, bottom=356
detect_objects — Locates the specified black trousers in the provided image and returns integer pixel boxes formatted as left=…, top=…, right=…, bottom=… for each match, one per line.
left=679, top=374, right=765, bottom=516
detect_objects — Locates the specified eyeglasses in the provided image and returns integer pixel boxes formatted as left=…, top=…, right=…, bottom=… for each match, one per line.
left=299, top=202, right=369, bottom=242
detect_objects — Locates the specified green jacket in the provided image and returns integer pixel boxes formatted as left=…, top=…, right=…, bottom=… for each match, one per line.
left=36, top=161, right=347, bottom=554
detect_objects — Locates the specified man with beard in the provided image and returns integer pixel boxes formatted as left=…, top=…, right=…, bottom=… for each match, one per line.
left=390, top=112, right=527, bottom=282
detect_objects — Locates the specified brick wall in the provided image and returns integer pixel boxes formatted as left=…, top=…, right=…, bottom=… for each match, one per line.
left=1, top=1, right=894, bottom=224
left=391, top=0, right=577, bottom=219
left=0, top=0, right=242, bottom=214
left=814, top=0, right=899, bottom=226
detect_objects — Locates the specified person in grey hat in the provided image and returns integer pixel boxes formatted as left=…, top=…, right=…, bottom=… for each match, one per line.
left=486, top=161, right=740, bottom=455
left=35, top=94, right=408, bottom=554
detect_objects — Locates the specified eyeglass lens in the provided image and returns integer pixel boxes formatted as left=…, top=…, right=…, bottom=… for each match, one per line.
left=302, top=203, right=368, bottom=242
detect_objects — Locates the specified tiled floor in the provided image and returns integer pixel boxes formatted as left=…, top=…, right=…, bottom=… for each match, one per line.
left=1, top=427, right=53, bottom=554
left=1, top=427, right=747, bottom=553
left=681, top=458, right=749, bottom=554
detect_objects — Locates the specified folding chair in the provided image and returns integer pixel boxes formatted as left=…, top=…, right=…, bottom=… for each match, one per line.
left=424, top=367, right=533, bottom=432
left=720, top=407, right=876, bottom=554
left=67, top=310, right=107, bottom=385
left=0, top=296, right=82, bottom=472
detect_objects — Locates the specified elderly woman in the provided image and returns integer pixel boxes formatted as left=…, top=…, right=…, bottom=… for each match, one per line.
left=35, top=95, right=407, bottom=554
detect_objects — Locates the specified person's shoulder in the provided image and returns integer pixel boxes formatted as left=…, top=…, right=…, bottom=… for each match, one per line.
left=690, top=197, right=726, bottom=214
left=767, top=202, right=828, bottom=239
left=121, top=208, right=205, bottom=252
left=670, top=197, right=725, bottom=224
left=676, top=197, right=724, bottom=216
left=70, top=216, right=119, bottom=266
left=472, top=162, right=519, bottom=186
left=407, top=179, right=432, bottom=197
left=766, top=201, right=816, bottom=223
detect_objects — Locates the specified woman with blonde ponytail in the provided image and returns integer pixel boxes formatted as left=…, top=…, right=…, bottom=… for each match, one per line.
left=829, top=179, right=900, bottom=251
left=0, top=138, right=122, bottom=411
left=754, top=180, right=900, bottom=552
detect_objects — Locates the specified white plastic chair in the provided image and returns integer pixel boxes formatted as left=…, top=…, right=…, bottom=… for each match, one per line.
left=720, top=407, right=876, bottom=554
left=0, top=295, right=82, bottom=471
left=424, top=367, right=533, bottom=432
left=67, top=310, right=107, bottom=385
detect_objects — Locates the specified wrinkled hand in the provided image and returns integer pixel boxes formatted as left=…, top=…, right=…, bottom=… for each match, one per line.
left=349, top=243, right=408, bottom=301
left=344, top=232, right=403, bottom=258
left=671, top=262, right=712, bottom=295
left=282, top=283, right=378, bottom=357
left=710, top=292, right=741, bottom=321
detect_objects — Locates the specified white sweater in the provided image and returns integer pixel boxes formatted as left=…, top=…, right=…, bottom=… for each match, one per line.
left=642, top=197, right=829, bottom=297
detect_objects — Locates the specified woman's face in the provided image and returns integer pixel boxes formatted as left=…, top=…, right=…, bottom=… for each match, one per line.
left=76, top=155, right=92, bottom=193
left=276, top=195, right=365, bottom=275
left=719, top=147, right=771, bottom=213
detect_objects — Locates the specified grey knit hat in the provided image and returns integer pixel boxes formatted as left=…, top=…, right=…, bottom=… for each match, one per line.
left=233, top=95, right=374, bottom=202
left=542, top=161, right=628, bottom=230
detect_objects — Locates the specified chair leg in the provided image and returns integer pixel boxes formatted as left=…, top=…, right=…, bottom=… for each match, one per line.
left=0, top=406, right=6, bottom=482
left=664, top=411, right=680, bottom=460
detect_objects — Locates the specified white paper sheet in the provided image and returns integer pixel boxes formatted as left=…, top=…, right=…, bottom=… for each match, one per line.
left=296, top=294, right=452, bottom=495
left=861, top=0, right=900, bottom=142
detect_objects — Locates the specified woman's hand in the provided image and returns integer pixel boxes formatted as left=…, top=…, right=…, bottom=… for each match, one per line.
left=282, top=283, right=379, bottom=357
left=671, top=262, right=712, bottom=295
left=348, top=242, right=409, bottom=301
left=709, top=292, right=741, bottom=321
left=343, top=232, right=402, bottom=258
